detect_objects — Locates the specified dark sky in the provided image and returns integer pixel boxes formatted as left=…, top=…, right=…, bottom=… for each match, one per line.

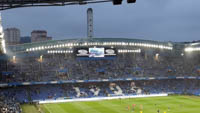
left=2, top=0, right=200, bottom=42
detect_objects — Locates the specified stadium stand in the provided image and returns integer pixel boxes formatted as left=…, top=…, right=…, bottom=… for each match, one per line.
left=1, top=52, right=200, bottom=83
left=1, top=38, right=200, bottom=112
left=0, top=79, right=200, bottom=103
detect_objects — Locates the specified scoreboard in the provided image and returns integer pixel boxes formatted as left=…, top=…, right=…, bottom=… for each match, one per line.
left=75, top=47, right=117, bottom=57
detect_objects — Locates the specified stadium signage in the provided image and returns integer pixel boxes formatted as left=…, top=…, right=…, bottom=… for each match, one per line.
left=75, top=48, right=117, bottom=57
left=105, top=49, right=116, bottom=55
left=76, top=48, right=89, bottom=56
left=78, top=49, right=88, bottom=54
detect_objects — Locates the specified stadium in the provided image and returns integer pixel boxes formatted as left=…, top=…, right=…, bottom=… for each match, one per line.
left=0, top=0, right=200, bottom=113
left=0, top=37, right=200, bottom=113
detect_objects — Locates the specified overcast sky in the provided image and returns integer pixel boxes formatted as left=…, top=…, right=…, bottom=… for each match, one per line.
left=1, top=0, right=200, bottom=42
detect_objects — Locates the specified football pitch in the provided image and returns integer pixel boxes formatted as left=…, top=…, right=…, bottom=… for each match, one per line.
left=21, top=96, right=200, bottom=113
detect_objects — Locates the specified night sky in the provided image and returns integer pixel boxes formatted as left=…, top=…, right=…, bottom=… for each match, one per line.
left=2, top=0, right=200, bottom=42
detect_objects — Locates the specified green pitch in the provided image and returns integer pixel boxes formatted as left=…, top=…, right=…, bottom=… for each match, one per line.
left=21, top=96, right=200, bottom=113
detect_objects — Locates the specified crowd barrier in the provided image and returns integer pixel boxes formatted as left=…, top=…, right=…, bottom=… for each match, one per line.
left=0, top=76, right=200, bottom=87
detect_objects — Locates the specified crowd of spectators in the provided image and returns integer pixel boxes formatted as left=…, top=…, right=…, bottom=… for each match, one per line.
left=1, top=49, right=200, bottom=112
left=0, top=92, right=21, bottom=113
left=0, top=79, right=199, bottom=112
left=1, top=53, right=200, bottom=83
left=0, top=79, right=200, bottom=103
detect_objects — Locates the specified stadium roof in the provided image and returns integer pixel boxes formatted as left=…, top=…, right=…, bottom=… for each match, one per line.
left=0, top=0, right=112, bottom=10
left=7, top=38, right=173, bottom=53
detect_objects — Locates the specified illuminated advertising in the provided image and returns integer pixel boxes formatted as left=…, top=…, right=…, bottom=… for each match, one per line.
left=75, top=47, right=116, bottom=57
left=89, top=48, right=104, bottom=57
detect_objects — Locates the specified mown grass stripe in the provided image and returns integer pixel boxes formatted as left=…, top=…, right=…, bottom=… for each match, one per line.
left=58, top=103, right=86, bottom=113
left=72, top=102, right=102, bottom=113
left=85, top=101, right=122, bottom=113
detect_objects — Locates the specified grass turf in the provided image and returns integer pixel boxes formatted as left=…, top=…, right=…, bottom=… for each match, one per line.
left=21, top=96, right=200, bottom=113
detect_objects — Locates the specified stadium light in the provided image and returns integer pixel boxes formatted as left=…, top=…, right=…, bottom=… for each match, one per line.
left=118, top=49, right=141, bottom=53
left=1, top=39, right=6, bottom=53
left=38, top=55, right=43, bottom=63
left=185, top=47, right=194, bottom=52
left=127, top=0, right=136, bottom=3
left=47, top=50, right=73, bottom=54
left=185, top=47, right=200, bottom=52
left=155, top=53, right=159, bottom=61
left=11, top=56, right=16, bottom=63
left=26, top=41, right=173, bottom=52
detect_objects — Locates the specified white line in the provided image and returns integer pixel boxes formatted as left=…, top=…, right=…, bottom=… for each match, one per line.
left=44, top=104, right=52, bottom=113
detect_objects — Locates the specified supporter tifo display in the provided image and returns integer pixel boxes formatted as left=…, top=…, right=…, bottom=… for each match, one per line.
left=0, top=79, right=200, bottom=104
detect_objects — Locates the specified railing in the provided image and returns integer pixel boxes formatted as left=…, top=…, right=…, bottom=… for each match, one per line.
left=0, top=76, right=200, bottom=88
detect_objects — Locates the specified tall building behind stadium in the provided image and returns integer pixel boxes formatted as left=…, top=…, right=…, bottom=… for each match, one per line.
left=4, top=28, right=21, bottom=45
left=31, top=30, right=52, bottom=43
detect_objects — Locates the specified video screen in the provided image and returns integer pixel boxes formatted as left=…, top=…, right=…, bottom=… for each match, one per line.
left=89, top=48, right=105, bottom=57
left=75, top=47, right=116, bottom=57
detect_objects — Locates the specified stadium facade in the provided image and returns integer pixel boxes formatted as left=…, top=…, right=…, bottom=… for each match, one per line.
left=1, top=37, right=200, bottom=112
left=1, top=37, right=200, bottom=85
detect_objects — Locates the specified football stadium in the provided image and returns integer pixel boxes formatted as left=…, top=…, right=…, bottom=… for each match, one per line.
left=0, top=0, right=200, bottom=113
left=1, top=37, right=200, bottom=113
